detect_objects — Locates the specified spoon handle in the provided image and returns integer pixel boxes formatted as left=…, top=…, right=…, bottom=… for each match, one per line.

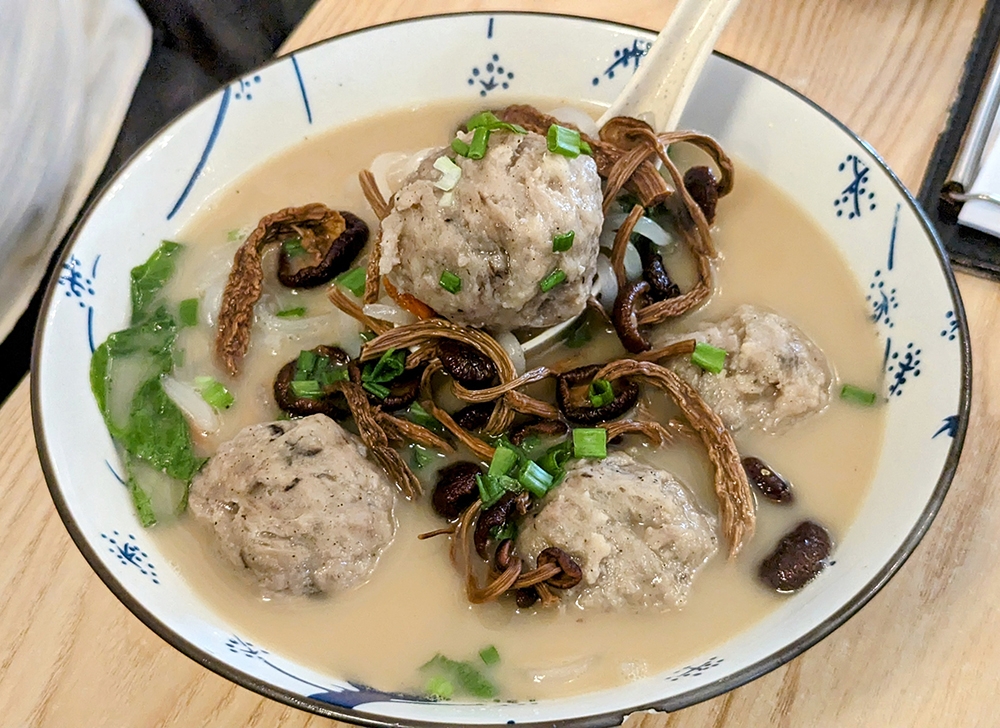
left=597, top=0, right=743, bottom=132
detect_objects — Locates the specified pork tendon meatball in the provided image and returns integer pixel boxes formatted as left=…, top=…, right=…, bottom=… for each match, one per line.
left=516, top=452, right=718, bottom=612
left=188, top=414, right=395, bottom=596
left=661, top=305, right=832, bottom=432
left=379, top=130, right=603, bottom=330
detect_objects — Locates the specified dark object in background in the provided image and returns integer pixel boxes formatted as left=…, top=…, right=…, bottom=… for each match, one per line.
left=8, top=0, right=315, bottom=406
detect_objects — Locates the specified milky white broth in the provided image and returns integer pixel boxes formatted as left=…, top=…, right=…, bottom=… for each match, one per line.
left=151, top=99, right=885, bottom=700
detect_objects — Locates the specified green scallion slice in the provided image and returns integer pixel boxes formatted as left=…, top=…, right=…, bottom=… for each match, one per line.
left=451, top=137, right=471, bottom=157
left=539, top=269, right=567, bottom=293
left=359, top=330, right=376, bottom=343
left=517, top=460, right=554, bottom=498
left=466, top=111, right=501, bottom=130
left=425, top=676, right=454, bottom=700
left=178, top=298, right=199, bottom=327
left=476, top=473, right=503, bottom=508
left=276, top=306, right=306, bottom=318
left=316, top=364, right=349, bottom=386
left=488, top=446, right=520, bottom=479
left=479, top=645, right=501, bottom=666
left=467, top=126, right=490, bottom=160
left=538, top=440, right=573, bottom=477
left=282, top=237, right=306, bottom=257
left=841, top=383, right=878, bottom=406
left=547, top=124, right=582, bottom=157
left=562, top=316, right=591, bottom=348
left=573, top=427, right=607, bottom=459
left=337, top=267, right=367, bottom=298
left=580, top=139, right=593, bottom=155
left=691, top=342, right=727, bottom=374
left=362, top=381, right=390, bottom=399
left=588, top=379, right=615, bottom=408
left=289, top=379, right=322, bottom=399
left=552, top=230, right=575, bottom=252
left=439, top=270, right=462, bottom=294
left=191, top=377, right=234, bottom=409
left=295, top=349, right=318, bottom=380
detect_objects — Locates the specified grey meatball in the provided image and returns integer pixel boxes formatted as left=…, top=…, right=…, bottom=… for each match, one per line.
left=516, top=452, right=718, bottom=612
left=379, top=129, right=603, bottom=330
left=188, top=414, right=396, bottom=596
left=658, top=304, right=833, bottom=432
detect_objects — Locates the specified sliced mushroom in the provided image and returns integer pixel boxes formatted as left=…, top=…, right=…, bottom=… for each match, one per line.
left=272, top=345, right=351, bottom=418
left=453, top=402, right=495, bottom=432
left=536, top=547, right=583, bottom=589
left=277, top=211, right=369, bottom=288
left=432, top=461, right=484, bottom=520
left=509, top=418, right=569, bottom=446
left=556, top=364, right=639, bottom=425
left=474, top=491, right=529, bottom=559
left=683, top=166, right=720, bottom=224
left=643, top=253, right=681, bottom=301
left=437, top=339, right=498, bottom=389
left=758, top=521, right=832, bottom=592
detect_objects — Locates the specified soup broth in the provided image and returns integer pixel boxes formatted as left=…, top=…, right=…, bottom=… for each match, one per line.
left=152, top=100, right=885, bottom=700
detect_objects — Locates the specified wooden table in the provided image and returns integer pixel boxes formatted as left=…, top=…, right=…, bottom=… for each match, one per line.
left=3, top=1, right=996, bottom=725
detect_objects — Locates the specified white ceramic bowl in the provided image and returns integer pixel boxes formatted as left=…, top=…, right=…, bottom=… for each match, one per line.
left=32, top=13, right=970, bottom=727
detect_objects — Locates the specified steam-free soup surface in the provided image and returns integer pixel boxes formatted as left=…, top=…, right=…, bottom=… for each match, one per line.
left=153, top=100, right=885, bottom=700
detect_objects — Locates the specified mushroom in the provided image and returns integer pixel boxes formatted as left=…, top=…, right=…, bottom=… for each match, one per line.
left=683, top=165, right=720, bottom=224
left=437, top=339, right=498, bottom=389
left=474, top=491, right=530, bottom=558
left=556, top=364, right=640, bottom=425
left=432, top=461, right=484, bottom=520
left=277, top=210, right=369, bottom=288
left=643, top=253, right=681, bottom=301
left=536, top=547, right=583, bottom=589
left=508, top=418, right=569, bottom=446
left=453, top=402, right=495, bottom=432
left=347, top=359, right=423, bottom=410
left=272, top=345, right=351, bottom=418
left=612, top=279, right=653, bottom=354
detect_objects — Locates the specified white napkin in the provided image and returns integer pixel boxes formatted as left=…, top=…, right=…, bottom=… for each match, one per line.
left=958, top=114, right=1000, bottom=236
left=0, top=0, right=150, bottom=340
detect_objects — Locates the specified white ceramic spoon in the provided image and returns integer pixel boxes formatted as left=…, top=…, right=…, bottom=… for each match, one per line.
left=518, top=0, right=742, bottom=355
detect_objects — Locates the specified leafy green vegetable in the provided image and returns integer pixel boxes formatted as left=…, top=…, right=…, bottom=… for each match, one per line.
left=124, top=378, right=205, bottom=482
left=178, top=298, right=199, bottom=327
left=421, top=654, right=497, bottom=699
left=363, top=348, right=406, bottom=384
left=130, top=241, right=182, bottom=323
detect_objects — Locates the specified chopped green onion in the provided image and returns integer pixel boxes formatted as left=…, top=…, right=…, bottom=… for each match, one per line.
left=194, top=376, right=235, bottom=409
left=316, top=364, right=348, bottom=386
left=539, top=269, right=567, bottom=293
left=227, top=228, right=245, bottom=242
left=519, top=434, right=543, bottom=457
left=362, top=381, right=390, bottom=399
left=295, top=349, right=318, bottom=380
left=178, top=298, right=199, bottom=327
left=488, top=446, right=520, bottom=479
left=364, top=348, right=406, bottom=384
left=517, top=460, right=554, bottom=498
left=552, top=230, right=575, bottom=252
left=466, top=111, right=501, bottom=130
left=547, top=124, right=582, bottom=157
left=276, top=306, right=306, bottom=318
left=490, top=521, right=517, bottom=541
left=573, top=427, right=607, bottom=459
left=289, top=379, right=322, bottom=399
left=359, top=330, right=377, bottom=343
left=479, top=645, right=501, bottom=665
left=337, top=267, right=367, bottom=298
left=282, top=237, right=306, bottom=257
left=425, top=676, right=454, bottom=700
left=691, top=342, right=727, bottom=374
left=433, top=155, right=463, bottom=191
left=580, top=140, right=593, bottom=155
left=476, top=473, right=503, bottom=507
left=467, top=126, right=490, bottom=160
left=451, top=137, right=471, bottom=157
left=588, top=379, right=615, bottom=408
left=439, top=270, right=463, bottom=294
left=538, top=440, right=573, bottom=477
left=841, top=383, right=878, bottom=406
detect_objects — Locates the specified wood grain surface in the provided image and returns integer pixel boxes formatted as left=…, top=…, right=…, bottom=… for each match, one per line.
left=4, top=1, right=996, bottom=726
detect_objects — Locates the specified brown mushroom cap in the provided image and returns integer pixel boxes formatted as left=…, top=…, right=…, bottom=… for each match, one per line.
left=437, top=339, right=498, bottom=389
left=536, top=547, right=583, bottom=589
left=556, top=364, right=639, bottom=425
left=683, top=166, right=720, bottom=224
left=432, top=461, right=484, bottom=520
left=277, top=211, right=369, bottom=288
left=272, top=345, right=351, bottom=419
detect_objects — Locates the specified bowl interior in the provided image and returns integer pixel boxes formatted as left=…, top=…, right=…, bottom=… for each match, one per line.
left=32, top=12, right=968, bottom=728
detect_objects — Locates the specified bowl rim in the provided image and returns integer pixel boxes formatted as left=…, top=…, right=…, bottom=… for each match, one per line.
left=30, top=10, right=972, bottom=728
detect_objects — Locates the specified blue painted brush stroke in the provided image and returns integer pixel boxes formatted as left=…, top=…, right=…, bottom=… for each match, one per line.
left=290, top=55, right=313, bottom=124
left=167, top=86, right=232, bottom=220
